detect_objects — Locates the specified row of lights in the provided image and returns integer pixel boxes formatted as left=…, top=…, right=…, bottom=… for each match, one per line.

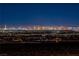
left=0, top=25, right=79, bottom=31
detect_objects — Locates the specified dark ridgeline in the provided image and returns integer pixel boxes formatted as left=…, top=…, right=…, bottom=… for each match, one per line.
left=0, top=30, right=79, bottom=56
left=1, top=42, right=79, bottom=56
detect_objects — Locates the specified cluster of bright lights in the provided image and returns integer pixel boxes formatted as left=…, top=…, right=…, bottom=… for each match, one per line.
left=0, top=25, right=79, bottom=31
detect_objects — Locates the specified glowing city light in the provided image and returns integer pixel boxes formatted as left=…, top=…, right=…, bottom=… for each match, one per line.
left=0, top=25, right=79, bottom=31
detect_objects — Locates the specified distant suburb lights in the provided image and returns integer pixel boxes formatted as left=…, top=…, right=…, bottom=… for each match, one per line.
left=0, top=25, right=79, bottom=31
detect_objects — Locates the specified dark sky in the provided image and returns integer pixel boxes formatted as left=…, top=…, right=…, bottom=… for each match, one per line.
left=0, top=3, right=79, bottom=26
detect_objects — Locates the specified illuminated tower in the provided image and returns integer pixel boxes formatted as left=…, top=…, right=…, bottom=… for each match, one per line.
left=4, top=25, right=7, bottom=30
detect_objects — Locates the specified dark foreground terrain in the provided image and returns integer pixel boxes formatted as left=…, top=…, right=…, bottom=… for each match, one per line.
left=0, top=42, right=79, bottom=56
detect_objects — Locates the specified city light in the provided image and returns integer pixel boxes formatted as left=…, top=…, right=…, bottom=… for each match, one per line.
left=0, top=25, right=79, bottom=31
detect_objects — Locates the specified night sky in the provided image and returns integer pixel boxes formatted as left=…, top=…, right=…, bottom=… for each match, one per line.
left=0, top=3, right=79, bottom=26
